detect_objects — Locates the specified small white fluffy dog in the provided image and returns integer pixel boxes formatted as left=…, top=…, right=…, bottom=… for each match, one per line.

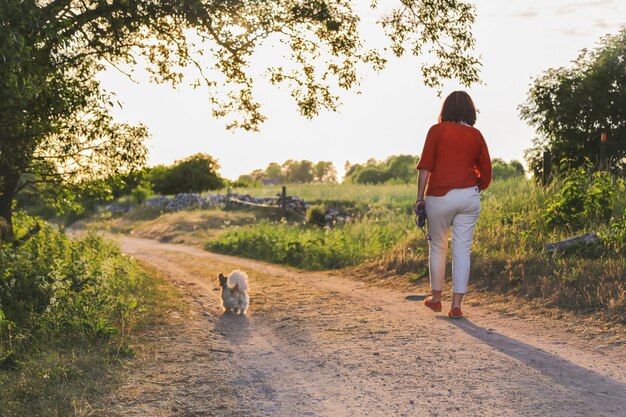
left=218, top=270, right=249, bottom=314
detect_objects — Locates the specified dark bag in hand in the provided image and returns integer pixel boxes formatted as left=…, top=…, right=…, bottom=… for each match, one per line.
left=414, top=202, right=430, bottom=240
left=414, top=203, right=426, bottom=228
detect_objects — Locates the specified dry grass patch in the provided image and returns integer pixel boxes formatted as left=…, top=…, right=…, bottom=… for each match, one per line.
left=81, top=208, right=256, bottom=246
left=132, top=210, right=255, bottom=245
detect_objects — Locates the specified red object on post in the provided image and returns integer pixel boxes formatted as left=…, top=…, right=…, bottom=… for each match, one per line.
left=599, top=132, right=607, bottom=171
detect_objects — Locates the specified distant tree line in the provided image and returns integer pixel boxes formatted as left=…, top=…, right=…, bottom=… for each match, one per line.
left=15, top=152, right=526, bottom=222
left=343, top=155, right=524, bottom=185
left=236, top=160, right=338, bottom=186
left=344, top=155, right=418, bottom=184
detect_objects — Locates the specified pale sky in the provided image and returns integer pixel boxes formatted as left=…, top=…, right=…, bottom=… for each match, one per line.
left=97, top=1, right=626, bottom=181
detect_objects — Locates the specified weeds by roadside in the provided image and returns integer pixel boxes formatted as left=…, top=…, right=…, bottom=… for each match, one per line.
left=0, top=213, right=175, bottom=416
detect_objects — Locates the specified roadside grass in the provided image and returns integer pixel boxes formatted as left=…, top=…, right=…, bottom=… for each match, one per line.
left=206, top=214, right=410, bottom=270
left=473, top=177, right=626, bottom=321
left=0, top=266, right=180, bottom=417
left=0, top=215, right=180, bottom=417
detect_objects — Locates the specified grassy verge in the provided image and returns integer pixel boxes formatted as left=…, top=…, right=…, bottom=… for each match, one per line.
left=0, top=214, right=178, bottom=416
left=205, top=214, right=410, bottom=270
left=470, top=179, right=626, bottom=321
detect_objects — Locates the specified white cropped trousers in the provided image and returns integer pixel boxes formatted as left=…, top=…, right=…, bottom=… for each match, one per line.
left=425, top=186, right=481, bottom=294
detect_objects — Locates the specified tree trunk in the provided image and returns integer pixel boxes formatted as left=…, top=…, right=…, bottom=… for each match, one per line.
left=0, top=171, right=19, bottom=242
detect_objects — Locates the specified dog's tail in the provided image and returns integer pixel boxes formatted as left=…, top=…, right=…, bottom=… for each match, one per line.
left=227, top=270, right=249, bottom=292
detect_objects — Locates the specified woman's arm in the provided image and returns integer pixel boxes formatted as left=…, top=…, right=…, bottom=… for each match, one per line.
left=416, top=126, right=436, bottom=205
left=477, top=133, right=492, bottom=190
left=416, top=169, right=430, bottom=205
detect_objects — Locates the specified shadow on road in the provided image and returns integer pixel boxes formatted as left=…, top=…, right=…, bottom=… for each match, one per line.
left=439, top=317, right=626, bottom=407
left=214, top=313, right=253, bottom=346
left=404, top=294, right=428, bottom=301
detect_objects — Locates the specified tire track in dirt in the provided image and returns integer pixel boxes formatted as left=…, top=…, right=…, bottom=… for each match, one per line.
left=108, top=237, right=626, bottom=417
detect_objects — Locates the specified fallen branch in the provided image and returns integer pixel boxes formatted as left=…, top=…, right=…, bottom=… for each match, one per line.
left=543, top=233, right=599, bottom=254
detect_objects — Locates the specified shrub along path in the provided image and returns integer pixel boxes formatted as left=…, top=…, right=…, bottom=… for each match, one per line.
left=105, top=237, right=626, bottom=416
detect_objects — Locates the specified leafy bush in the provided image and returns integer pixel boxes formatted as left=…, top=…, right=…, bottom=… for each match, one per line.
left=306, top=204, right=327, bottom=227
left=131, top=179, right=154, bottom=204
left=231, top=174, right=261, bottom=188
left=353, top=166, right=393, bottom=184
left=0, top=213, right=146, bottom=366
left=542, top=162, right=623, bottom=229
left=602, top=208, right=626, bottom=255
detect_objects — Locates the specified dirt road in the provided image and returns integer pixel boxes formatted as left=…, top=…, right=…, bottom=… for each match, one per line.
left=105, top=237, right=626, bottom=417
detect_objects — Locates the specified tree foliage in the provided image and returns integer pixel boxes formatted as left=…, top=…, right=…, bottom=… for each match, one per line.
left=284, top=160, right=315, bottom=184
left=145, top=153, right=225, bottom=195
left=1, top=0, right=481, bottom=240
left=345, top=154, right=418, bottom=184
left=520, top=28, right=626, bottom=178
left=239, top=159, right=337, bottom=185
left=491, top=158, right=525, bottom=180
left=313, top=161, right=338, bottom=183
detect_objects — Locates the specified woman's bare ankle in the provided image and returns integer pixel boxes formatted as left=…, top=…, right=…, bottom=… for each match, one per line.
left=451, top=292, right=464, bottom=309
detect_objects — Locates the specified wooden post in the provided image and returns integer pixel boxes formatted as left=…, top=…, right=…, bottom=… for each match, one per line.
left=542, top=151, right=552, bottom=185
left=281, top=186, right=287, bottom=218
left=599, top=132, right=607, bottom=171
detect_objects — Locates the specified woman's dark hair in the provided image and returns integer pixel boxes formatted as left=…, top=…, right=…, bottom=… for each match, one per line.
left=438, top=91, right=477, bottom=126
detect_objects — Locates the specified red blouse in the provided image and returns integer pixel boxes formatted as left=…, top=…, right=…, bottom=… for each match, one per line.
left=416, top=122, right=492, bottom=196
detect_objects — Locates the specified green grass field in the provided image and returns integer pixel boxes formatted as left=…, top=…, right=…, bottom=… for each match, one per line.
left=208, top=177, right=626, bottom=322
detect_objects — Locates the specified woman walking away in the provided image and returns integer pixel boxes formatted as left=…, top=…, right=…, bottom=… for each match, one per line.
left=415, top=91, right=492, bottom=319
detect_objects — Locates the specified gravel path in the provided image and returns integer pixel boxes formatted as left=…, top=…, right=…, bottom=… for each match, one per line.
left=104, top=237, right=626, bottom=417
